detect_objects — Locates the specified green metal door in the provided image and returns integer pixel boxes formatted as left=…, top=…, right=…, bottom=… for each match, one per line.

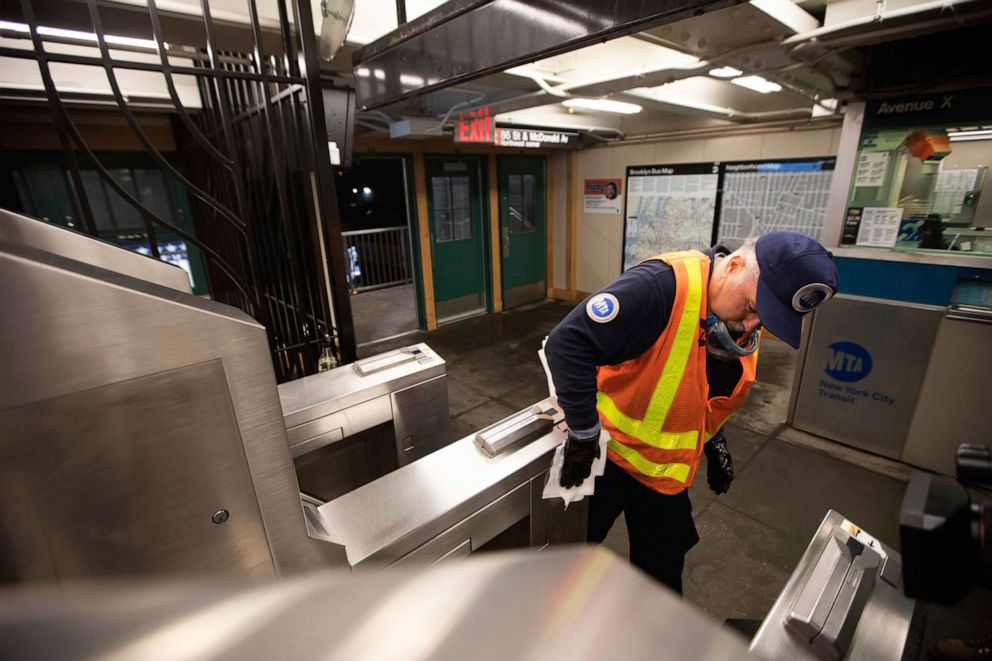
left=498, top=155, right=546, bottom=309
left=425, top=157, right=488, bottom=322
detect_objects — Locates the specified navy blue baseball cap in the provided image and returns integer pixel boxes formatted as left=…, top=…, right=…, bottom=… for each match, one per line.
left=755, top=232, right=839, bottom=349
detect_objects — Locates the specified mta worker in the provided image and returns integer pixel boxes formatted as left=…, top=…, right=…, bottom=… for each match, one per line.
left=545, top=232, right=839, bottom=593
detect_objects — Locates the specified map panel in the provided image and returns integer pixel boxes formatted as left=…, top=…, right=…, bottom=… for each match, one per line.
left=717, top=159, right=836, bottom=250
left=623, top=164, right=718, bottom=271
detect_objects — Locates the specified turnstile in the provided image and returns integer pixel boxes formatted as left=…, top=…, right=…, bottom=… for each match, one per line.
left=277, top=345, right=449, bottom=501
left=751, top=510, right=915, bottom=660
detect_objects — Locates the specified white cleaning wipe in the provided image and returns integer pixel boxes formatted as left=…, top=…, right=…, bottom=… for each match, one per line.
left=538, top=336, right=557, bottom=401
left=542, top=428, right=609, bottom=507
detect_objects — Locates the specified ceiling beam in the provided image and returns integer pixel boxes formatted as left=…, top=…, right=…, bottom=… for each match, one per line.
left=351, top=0, right=744, bottom=110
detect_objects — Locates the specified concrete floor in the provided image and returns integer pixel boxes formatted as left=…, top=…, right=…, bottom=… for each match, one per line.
left=369, top=299, right=992, bottom=659
left=350, top=283, right=419, bottom=346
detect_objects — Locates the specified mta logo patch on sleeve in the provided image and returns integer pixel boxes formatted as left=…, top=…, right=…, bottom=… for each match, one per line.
left=586, top=293, right=620, bottom=323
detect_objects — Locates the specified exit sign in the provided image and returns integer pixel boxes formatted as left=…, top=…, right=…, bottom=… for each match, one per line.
left=455, top=108, right=494, bottom=143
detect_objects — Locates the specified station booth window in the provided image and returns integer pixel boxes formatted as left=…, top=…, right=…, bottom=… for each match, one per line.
left=841, top=89, right=992, bottom=260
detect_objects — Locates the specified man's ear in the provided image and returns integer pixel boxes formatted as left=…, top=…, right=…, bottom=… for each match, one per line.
left=726, top=254, right=744, bottom=274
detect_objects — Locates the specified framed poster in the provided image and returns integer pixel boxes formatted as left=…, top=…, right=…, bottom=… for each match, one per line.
left=717, top=157, right=836, bottom=250
left=584, top=178, right=622, bottom=214
left=622, top=163, right=719, bottom=270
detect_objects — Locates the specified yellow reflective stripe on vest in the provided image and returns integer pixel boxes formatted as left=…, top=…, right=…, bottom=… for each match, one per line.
left=641, top=256, right=704, bottom=430
left=608, top=438, right=690, bottom=483
left=597, top=391, right=698, bottom=451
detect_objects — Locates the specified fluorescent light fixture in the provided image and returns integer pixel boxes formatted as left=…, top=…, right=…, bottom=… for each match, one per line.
left=0, top=20, right=29, bottom=32
left=399, top=73, right=425, bottom=87
left=561, top=98, right=642, bottom=114
left=1, top=21, right=157, bottom=49
left=105, top=34, right=158, bottom=49
left=949, top=129, right=992, bottom=142
left=709, top=66, right=743, bottom=78
left=730, top=75, right=782, bottom=94
left=38, top=26, right=98, bottom=41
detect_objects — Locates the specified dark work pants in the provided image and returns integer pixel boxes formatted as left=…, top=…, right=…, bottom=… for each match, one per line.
left=587, top=459, right=700, bottom=594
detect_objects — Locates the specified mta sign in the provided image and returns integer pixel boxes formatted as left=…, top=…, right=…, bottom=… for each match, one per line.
left=825, top=341, right=872, bottom=382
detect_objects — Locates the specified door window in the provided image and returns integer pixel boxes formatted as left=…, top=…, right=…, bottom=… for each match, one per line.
left=431, top=175, right=472, bottom=242
left=507, top=173, right=537, bottom=234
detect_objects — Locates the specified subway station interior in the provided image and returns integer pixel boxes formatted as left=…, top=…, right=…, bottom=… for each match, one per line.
left=2, top=0, right=992, bottom=659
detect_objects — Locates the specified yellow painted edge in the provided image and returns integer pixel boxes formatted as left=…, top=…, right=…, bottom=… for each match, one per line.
left=412, top=153, right=437, bottom=331
left=566, top=151, right=578, bottom=299
left=546, top=155, right=554, bottom=297
left=488, top=153, right=503, bottom=314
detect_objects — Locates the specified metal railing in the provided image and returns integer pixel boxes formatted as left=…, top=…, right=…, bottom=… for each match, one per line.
left=342, top=226, right=414, bottom=292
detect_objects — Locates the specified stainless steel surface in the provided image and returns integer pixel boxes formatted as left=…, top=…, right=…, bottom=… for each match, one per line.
left=352, top=346, right=419, bottom=375
left=290, top=427, right=346, bottom=458
left=475, top=403, right=556, bottom=457
left=0, top=360, right=274, bottom=579
left=318, top=397, right=573, bottom=566
left=902, top=310, right=992, bottom=475
left=285, top=395, right=392, bottom=452
left=815, top=550, right=879, bottom=659
left=0, top=547, right=752, bottom=661
left=945, top=305, right=992, bottom=323
left=0, top=208, right=191, bottom=293
left=751, top=510, right=915, bottom=661
left=394, top=482, right=530, bottom=565
left=278, top=342, right=445, bottom=429
left=436, top=292, right=487, bottom=323
left=391, top=375, right=450, bottom=465
left=792, top=295, right=943, bottom=459
left=0, top=225, right=345, bottom=583
left=529, top=469, right=589, bottom=549
left=787, top=537, right=851, bottom=640
left=351, top=0, right=738, bottom=110
left=503, top=280, right=547, bottom=310
left=278, top=344, right=449, bottom=502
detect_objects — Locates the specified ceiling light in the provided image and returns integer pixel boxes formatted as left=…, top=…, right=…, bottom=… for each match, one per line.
left=730, top=75, right=782, bottom=94
left=561, top=98, right=642, bottom=114
left=1, top=21, right=157, bottom=49
left=104, top=34, right=159, bottom=49
left=709, top=66, right=742, bottom=78
left=0, top=20, right=29, bottom=32
left=399, top=74, right=425, bottom=87
left=948, top=129, right=992, bottom=142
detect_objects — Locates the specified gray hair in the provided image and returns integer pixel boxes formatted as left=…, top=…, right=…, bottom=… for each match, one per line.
left=729, top=238, right=759, bottom=280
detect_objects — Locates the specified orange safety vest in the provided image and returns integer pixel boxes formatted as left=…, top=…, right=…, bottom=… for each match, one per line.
left=596, top=250, right=758, bottom=495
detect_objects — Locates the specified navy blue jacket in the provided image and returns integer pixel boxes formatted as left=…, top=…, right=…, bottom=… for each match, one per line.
left=545, top=246, right=741, bottom=438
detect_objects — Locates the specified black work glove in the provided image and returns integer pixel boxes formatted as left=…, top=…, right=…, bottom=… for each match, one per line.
left=704, top=431, right=734, bottom=495
left=559, top=433, right=600, bottom=488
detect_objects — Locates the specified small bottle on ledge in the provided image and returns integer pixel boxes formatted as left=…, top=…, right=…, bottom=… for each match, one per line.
left=317, top=334, right=338, bottom=373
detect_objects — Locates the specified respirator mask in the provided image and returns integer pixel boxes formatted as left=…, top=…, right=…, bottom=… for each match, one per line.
left=703, top=313, right=760, bottom=361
